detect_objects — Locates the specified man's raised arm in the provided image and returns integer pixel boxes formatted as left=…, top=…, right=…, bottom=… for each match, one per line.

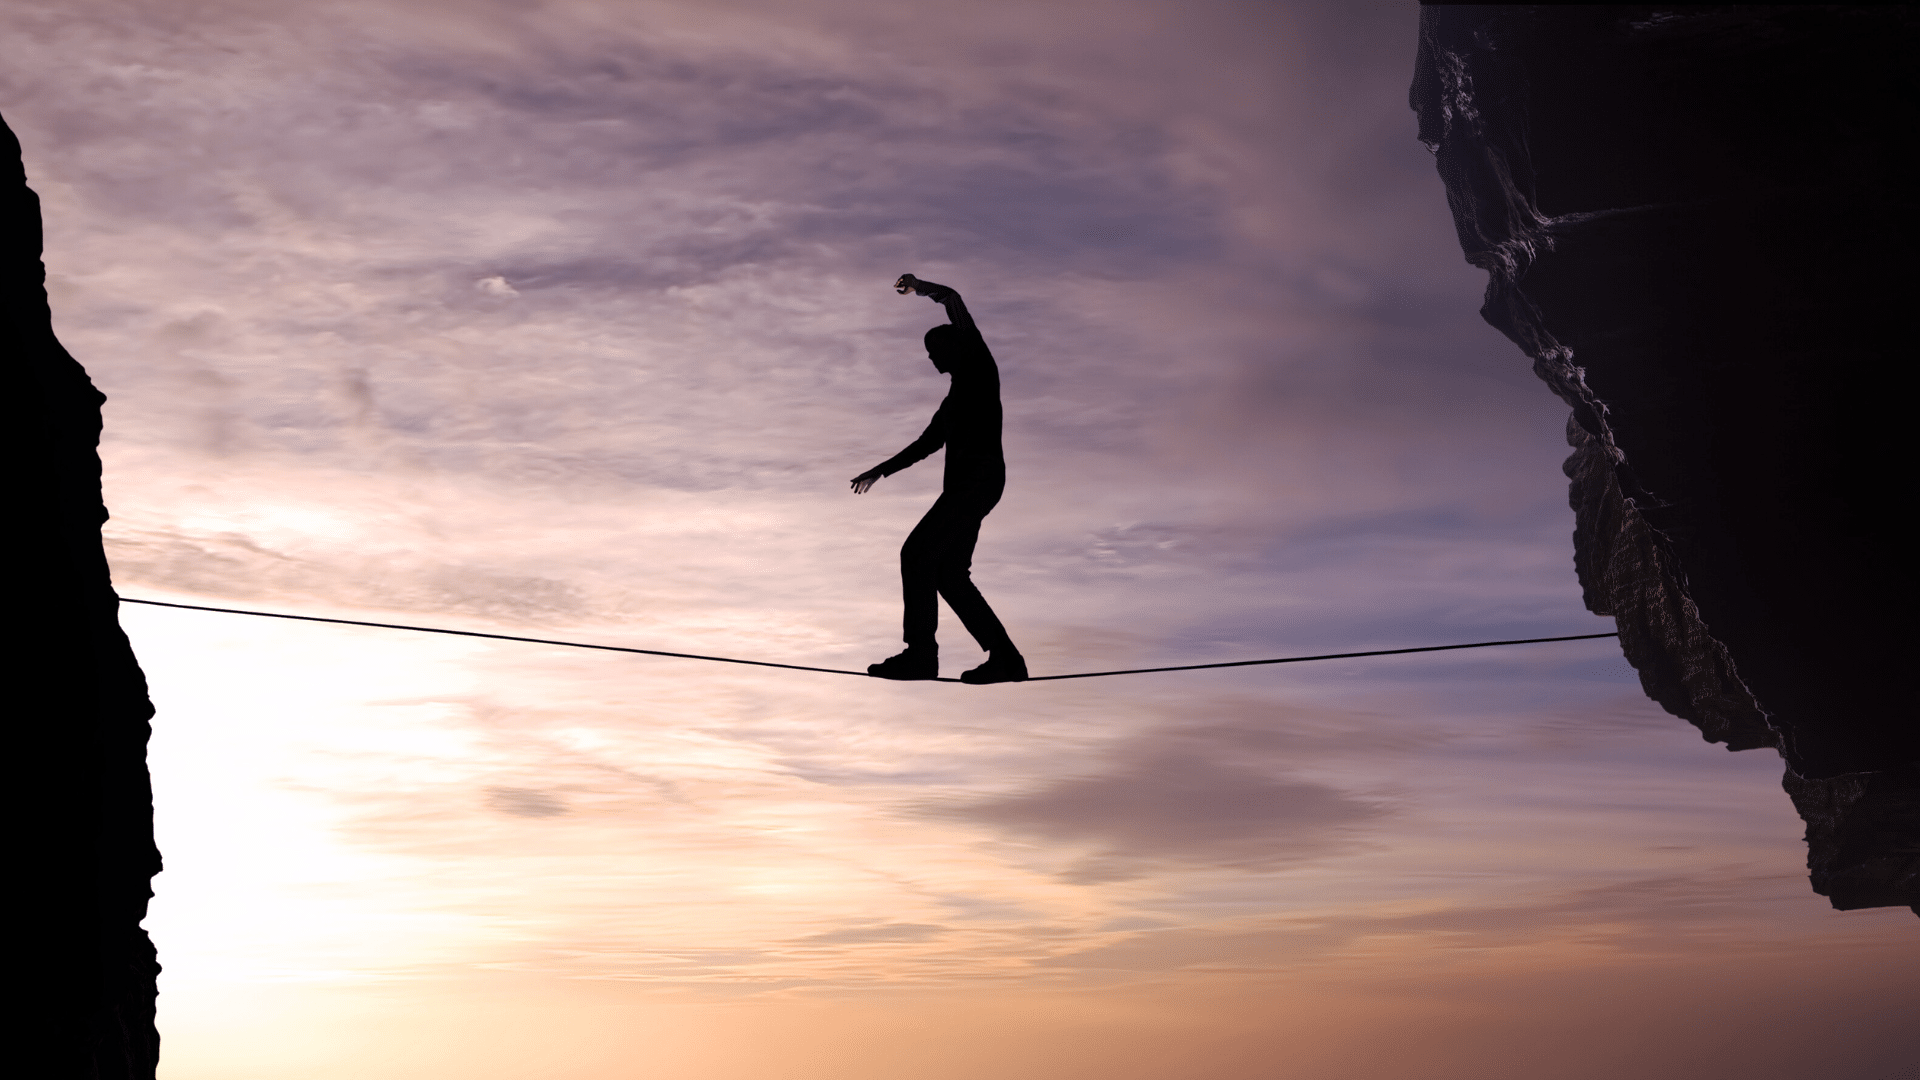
left=895, top=274, right=976, bottom=336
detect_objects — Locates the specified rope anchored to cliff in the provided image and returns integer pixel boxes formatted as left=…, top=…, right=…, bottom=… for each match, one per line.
left=118, top=597, right=1619, bottom=683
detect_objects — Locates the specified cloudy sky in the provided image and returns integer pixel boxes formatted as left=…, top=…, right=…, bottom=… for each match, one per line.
left=7, top=1, right=1917, bottom=1077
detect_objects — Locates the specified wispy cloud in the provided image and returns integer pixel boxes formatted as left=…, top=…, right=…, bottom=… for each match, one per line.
left=948, top=724, right=1389, bottom=881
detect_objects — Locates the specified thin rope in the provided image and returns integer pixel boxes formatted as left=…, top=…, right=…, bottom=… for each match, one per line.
left=1023, top=633, right=1619, bottom=680
left=120, top=596, right=1618, bottom=682
left=120, top=597, right=889, bottom=678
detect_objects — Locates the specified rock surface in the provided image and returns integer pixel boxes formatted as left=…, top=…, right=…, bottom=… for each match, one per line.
left=4, top=112, right=162, bottom=1072
left=1411, top=4, right=1916, bottom=912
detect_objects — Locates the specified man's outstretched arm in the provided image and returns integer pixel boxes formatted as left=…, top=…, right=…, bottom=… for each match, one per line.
left=851, top=403, right=949, bottom=493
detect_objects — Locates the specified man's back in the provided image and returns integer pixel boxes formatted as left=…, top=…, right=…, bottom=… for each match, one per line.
left=933, top=329, right=1004, bottom=490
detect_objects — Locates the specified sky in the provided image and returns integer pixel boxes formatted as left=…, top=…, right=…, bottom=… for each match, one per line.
left=5, top=1, right=1918, bottom=1078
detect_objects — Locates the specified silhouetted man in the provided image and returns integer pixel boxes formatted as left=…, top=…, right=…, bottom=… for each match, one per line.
left=851, top=275, right=1027, bottom=684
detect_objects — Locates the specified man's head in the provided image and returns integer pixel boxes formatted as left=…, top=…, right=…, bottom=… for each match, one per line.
left=924, top=324, right=962, bottom=374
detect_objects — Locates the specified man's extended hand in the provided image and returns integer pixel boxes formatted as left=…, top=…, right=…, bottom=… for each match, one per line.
left=895, top=274, right=956, bottom=304
left=850, top=468, right=883, bottom=494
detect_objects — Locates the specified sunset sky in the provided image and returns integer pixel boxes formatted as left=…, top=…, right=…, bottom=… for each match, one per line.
left=6, top=1, right=1917, bottom=1077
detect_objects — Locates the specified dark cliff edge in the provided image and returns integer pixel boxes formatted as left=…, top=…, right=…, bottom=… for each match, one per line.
left=4, top=113, right=163, bottom=1072
left=1412, top=5, right=1916, bottom=913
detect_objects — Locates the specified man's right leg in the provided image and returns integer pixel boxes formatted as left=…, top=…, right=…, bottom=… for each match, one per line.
left=899, top=498, right=951, bottom=652
left=868, top=497, right=951, bottom=680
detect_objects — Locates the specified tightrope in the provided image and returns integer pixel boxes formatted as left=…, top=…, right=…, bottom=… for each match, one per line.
left=1024, top=633, right=1619, bottom=680
left=119, top=597, right=1618, bottom=683
left=123, top=595, right=1620, bottom=680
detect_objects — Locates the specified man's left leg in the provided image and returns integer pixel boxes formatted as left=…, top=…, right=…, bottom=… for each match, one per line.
left=933, top=495, right=1026, bottom=684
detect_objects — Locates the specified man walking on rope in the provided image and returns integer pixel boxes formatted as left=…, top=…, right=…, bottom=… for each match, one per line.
left=851, top=275, right=1028, bottom=684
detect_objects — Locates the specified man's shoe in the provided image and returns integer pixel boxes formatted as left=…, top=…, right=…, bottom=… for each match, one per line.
left=868, top=649, right=938, bottom=680
left=961, top=651, right=1028, bottom=685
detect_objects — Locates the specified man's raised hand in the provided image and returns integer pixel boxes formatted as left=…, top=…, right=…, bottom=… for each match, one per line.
left=895, top=273, right=956, bottom=304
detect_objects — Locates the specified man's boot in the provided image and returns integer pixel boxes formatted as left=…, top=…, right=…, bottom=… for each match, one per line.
left=869, top=647, right=938, bottom=680
left=961, top=650, right=1027, bottom=685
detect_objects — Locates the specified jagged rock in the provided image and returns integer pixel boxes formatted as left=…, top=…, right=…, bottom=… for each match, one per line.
left=1411, top=4, right=1917, bottom=913
left=4, top=113, right=163, bottom=1072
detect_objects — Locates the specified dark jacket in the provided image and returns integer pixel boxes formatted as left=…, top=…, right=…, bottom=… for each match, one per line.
left=874, top=322, right=1005, bottom=491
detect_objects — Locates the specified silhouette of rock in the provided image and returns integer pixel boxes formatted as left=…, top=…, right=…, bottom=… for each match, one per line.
left=4, top=112, right=163, bottom=1070
left=1411, top=5, right=1916, bottom=913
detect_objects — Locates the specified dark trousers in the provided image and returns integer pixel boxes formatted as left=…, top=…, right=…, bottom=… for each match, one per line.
left=901, top=485, right=1014, bottom=654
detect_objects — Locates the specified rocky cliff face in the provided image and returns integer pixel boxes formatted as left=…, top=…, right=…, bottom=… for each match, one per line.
left=1411, top=4, right=1916, bottom=913
left=4, top=113, right=162, bottom=1073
